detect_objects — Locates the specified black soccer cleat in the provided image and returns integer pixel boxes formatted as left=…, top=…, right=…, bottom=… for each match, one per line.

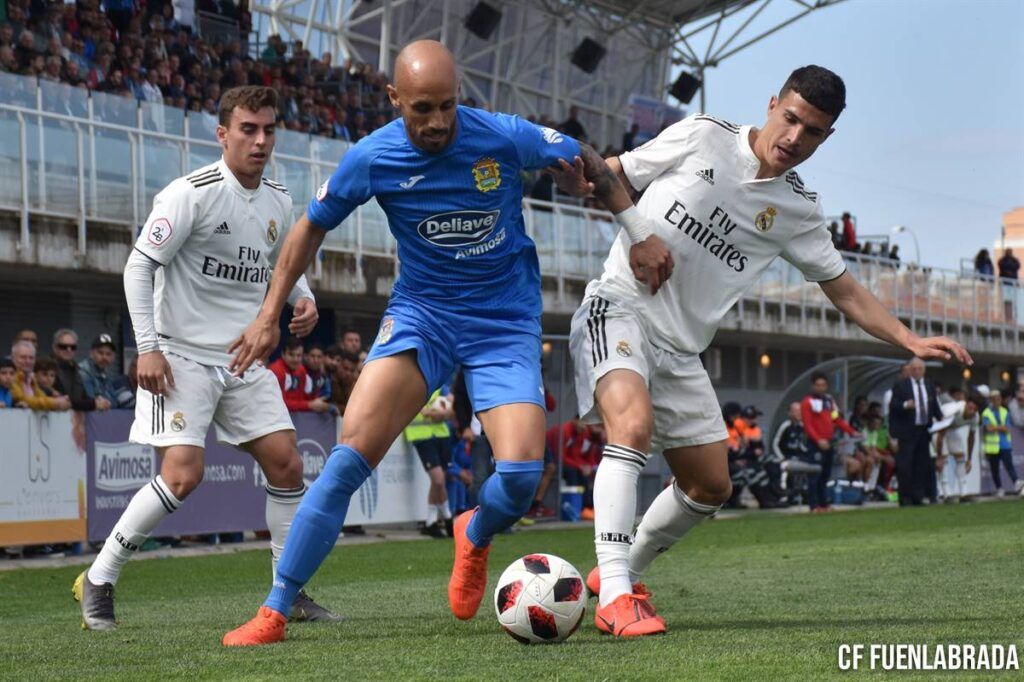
left=290, top=590, right=345, bottom=623
left=72, top=570, right=117, bottom=631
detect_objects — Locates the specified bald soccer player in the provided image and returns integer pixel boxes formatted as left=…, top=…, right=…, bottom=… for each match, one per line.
left=222, top=40, right=673, bottom=646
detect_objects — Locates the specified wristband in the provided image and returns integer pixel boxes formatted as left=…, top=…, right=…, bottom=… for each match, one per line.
left=614, top=205, right=652, bottom=244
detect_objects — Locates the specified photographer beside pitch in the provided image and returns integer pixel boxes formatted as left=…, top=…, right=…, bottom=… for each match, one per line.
left=553, top=65, right=973, bottom=636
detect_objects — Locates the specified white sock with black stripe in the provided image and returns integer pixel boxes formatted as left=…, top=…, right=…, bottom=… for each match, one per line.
left=593, top=443, right=647, bottom=606
left=88, top=475, right=181, bottom=586
left=266, top=483, right=307, bottom=575
left=628, top=483, right=719, bottom=583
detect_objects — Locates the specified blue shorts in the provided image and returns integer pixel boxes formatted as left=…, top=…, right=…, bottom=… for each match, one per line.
left=365, top=296, right=544, bottom=412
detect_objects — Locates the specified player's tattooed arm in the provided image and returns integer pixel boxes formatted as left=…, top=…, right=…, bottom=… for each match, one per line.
left=577, top=142, right=632, bottom=214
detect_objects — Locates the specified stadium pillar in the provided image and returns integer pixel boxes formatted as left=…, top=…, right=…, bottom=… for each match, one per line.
left=379, top=0, right=392, bottom=75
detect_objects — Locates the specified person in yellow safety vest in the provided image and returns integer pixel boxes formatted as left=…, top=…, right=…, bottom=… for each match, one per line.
left=405, top=387, right=457, bottom=536
left=980, top=389, right=1023, bottom=497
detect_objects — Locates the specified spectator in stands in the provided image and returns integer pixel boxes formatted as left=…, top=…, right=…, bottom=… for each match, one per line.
left=801, top=371, right=859, bottom=512
left=341, top=329, right=362, bottom=356
left=861, top=407, right=895, bottom=498
left=998, top=248, right=1020, bottom=280
left=974, top=249, right=995, bottom=278
left=828, top=220, right=840, bottom=248
left=848, top=395, right=869, bottom=431
left=549, top=417, right=603, bottom=519
left=841, top=211, right=857, bottom=252
left=33, top=357, right=62, bottom=397
left=304, top=343, right=331, bottom=400
left=560, top=105, right=587, bottom=142
left=0, top=358, right=15, bottom=408
left=0, top=23, right=15, bottom=50
left=13, top=329, right=38, bottom=349
left=10, top=340, right=70, bottom=411
left=269, top=336, right=331, bottom=413
left=888, top=244, right=900, bottom=263
left=78, top=333, right=130, bottom=408
left=51, top=329, right=111, bottom=411
left=330, top=349, right=360, bottom=416
left=0, top=45, right=17, bottom=72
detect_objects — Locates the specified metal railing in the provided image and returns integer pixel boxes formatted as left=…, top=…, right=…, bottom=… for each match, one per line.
left=1, top=72, right=1021, bottom=335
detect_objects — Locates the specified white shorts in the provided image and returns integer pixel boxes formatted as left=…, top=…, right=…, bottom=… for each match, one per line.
left=569, top=295, right=728, bottom=453
left=129, top=352, right=294, bottom=448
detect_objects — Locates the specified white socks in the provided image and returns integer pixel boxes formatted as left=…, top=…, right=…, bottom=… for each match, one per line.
left=629, top=482, right=719, bottom=584
left=593, top=444, right=646, bottom=606
left=437, top=502, right=452, bottom=520
left=266, top=484, right=307, bottom=575
left=88, top=476, right=181, bottom=586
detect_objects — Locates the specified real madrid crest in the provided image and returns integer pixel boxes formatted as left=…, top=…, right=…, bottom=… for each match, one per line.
left=377, top=316, right=394, bottom=345
left=616, top=340, right=633, bottom=358
left=754, top=206, right=777, bottom=232
left=267, top=219, right=279, bottom=244
left=472, top=157, right=501, bottom=193
left=170, top=411, right=186, bottom=432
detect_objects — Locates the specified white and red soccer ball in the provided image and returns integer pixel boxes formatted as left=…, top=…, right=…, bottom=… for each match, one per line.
left=494, top=553, right=586, bottom=644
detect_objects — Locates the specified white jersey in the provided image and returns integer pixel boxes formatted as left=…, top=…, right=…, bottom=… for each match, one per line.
left=587, top=114, right=846, bottom=355
left=132, top=159, right=312, bottom=366
left=939, top=401, right=979, bottom=454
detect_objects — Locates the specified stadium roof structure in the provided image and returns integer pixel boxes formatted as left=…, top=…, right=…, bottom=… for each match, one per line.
left=249, top=0, right=844, bottom=146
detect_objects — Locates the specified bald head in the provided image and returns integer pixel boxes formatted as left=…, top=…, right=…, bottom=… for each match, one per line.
left=393, top=40, right=457, bottom=93
left=908, top=357, right=926, bottom=380
left=388, top=40, right=460, bottom=153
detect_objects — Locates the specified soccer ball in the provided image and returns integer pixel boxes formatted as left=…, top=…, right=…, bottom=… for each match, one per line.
left=494, top=553, right=586, bottom=644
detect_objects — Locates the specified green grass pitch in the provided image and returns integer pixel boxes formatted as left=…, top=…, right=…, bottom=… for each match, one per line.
left=1, top=501, right=1021, bottom=680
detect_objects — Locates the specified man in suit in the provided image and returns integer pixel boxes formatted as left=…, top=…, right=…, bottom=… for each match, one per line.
left=888, top=357, right=943, bottom=505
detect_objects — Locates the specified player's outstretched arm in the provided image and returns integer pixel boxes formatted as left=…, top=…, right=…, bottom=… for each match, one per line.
left=819, top=271, right=973, bottom=365
left=229, top=215, right=326, bottom=375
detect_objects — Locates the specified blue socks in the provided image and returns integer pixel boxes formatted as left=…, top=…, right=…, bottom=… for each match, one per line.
left=466, top=459, right=543, bottom=548
left=264, top=444, right=371, bottom=616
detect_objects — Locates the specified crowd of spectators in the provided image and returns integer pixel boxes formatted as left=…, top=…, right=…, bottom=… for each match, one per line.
left=973, top=247, right=1020, bottom=282
left=828, top=212, right=900, bottom=262
left=2, top=328, right=134, bottom=412
left=267, top=329, right=366, bottom=416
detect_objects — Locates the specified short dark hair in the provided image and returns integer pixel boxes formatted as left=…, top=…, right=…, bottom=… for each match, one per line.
left=218, top=85, right=278, bottom=126
left=779, top=65, right=846, bottom=121
left=324, top=344, right=342, bottom=358
left=810, top=371, right=828, bottom=385
left=34, top=357, right=57, bottom=373
left=0, top=358, right=14, bottom=371
left=282, top=336, right=303, bottom=352
left=306, top=343, right=324, bottom=353
left=964, top=391, right=985, bottom=407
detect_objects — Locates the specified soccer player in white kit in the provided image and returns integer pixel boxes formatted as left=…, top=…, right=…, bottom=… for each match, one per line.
left=73, top=86, right=339, bottom=630
left=933, top=392, right=982, bottom=502
left=558, top=66, right=973, bottom=636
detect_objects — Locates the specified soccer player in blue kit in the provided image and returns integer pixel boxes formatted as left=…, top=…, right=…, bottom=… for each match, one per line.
left=222, top=40, right=673, bottom=645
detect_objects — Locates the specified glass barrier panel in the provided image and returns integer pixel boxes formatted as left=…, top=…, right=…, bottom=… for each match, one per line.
left=141, top=136, right=183, bottom=208
left=141, top=100, right=185, bottom=136
left=91, top=89, right=138, bottom=126
left=531, top=205, right=556, bottom=273
left=0, top=72, right=38, bottom=108
left=310, top=136, right=348, bottom=164
left=86, top=128, right=133, bottom=222
left=41, top=117, right=81, bottom=215
left=187, top=109, right=219, bottom=140
left=39, top=80, right=89, bottom=119
left=0, top=110, right=24, bottom=208
left=274, top=128, right=311, bottom=159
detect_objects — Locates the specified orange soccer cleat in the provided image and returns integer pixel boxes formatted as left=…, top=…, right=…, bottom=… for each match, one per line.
left=594, top=593, right=666, bottom=637
left=447, top=508, right=491, bottom=620
left=222, top=606, right=288, bottom=647
left=585, top=566, right=653, bottom=599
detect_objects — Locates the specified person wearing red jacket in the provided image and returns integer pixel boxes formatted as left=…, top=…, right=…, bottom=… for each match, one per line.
left=547, top=418, right=605, bottom=517
left=801, top=371, right=859, bottom=511
left=269, top=337, right=332, bottom=413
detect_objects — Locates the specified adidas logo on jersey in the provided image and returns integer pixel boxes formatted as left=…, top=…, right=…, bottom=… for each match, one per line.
left=696, top=168, right=715, bottom=185
left=214, top=221, right=231, bottom=235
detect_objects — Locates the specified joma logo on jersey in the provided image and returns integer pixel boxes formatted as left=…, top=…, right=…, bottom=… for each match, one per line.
left=417, top=210, right=501, bottom=248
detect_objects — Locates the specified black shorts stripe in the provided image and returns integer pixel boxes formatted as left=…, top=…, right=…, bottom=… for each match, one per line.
left=586, top=298, right=599, bottom=366
left=151, top=395, right=156, bottom=435
left=150, top=480, right=176, bottom=514
left=597, top=299, right=609, bottom=363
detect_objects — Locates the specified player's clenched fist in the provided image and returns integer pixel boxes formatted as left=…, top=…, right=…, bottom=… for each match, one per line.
left=289, top=297, right=318, bottom=338
left=629, top=235, right=674, bottom=295
left=229, top=317, right=280, bottom=376
left=136, top=351, right=175, bottom=396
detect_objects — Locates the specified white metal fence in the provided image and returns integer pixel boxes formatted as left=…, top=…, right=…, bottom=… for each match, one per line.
left=1, top=72, right=1021, bottom=335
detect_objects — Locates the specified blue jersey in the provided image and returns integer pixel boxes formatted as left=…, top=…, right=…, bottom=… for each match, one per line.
left=308, top=106, right=581, bottom=319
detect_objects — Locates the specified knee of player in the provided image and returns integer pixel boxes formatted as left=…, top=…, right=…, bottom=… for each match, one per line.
left=265, top=453, right=304, bottom=488
left=605, top=417, right=652, bottom=451
left=163, top=469, right=202, bottom=500
left=684, top=477, right=732, bottom=507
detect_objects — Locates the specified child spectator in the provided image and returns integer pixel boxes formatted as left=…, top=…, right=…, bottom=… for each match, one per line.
left=33, top=357, right=62, bottom=397
left=304, top=343, right=332, bottom=400
left=0, top=358, right=15, bottom=407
